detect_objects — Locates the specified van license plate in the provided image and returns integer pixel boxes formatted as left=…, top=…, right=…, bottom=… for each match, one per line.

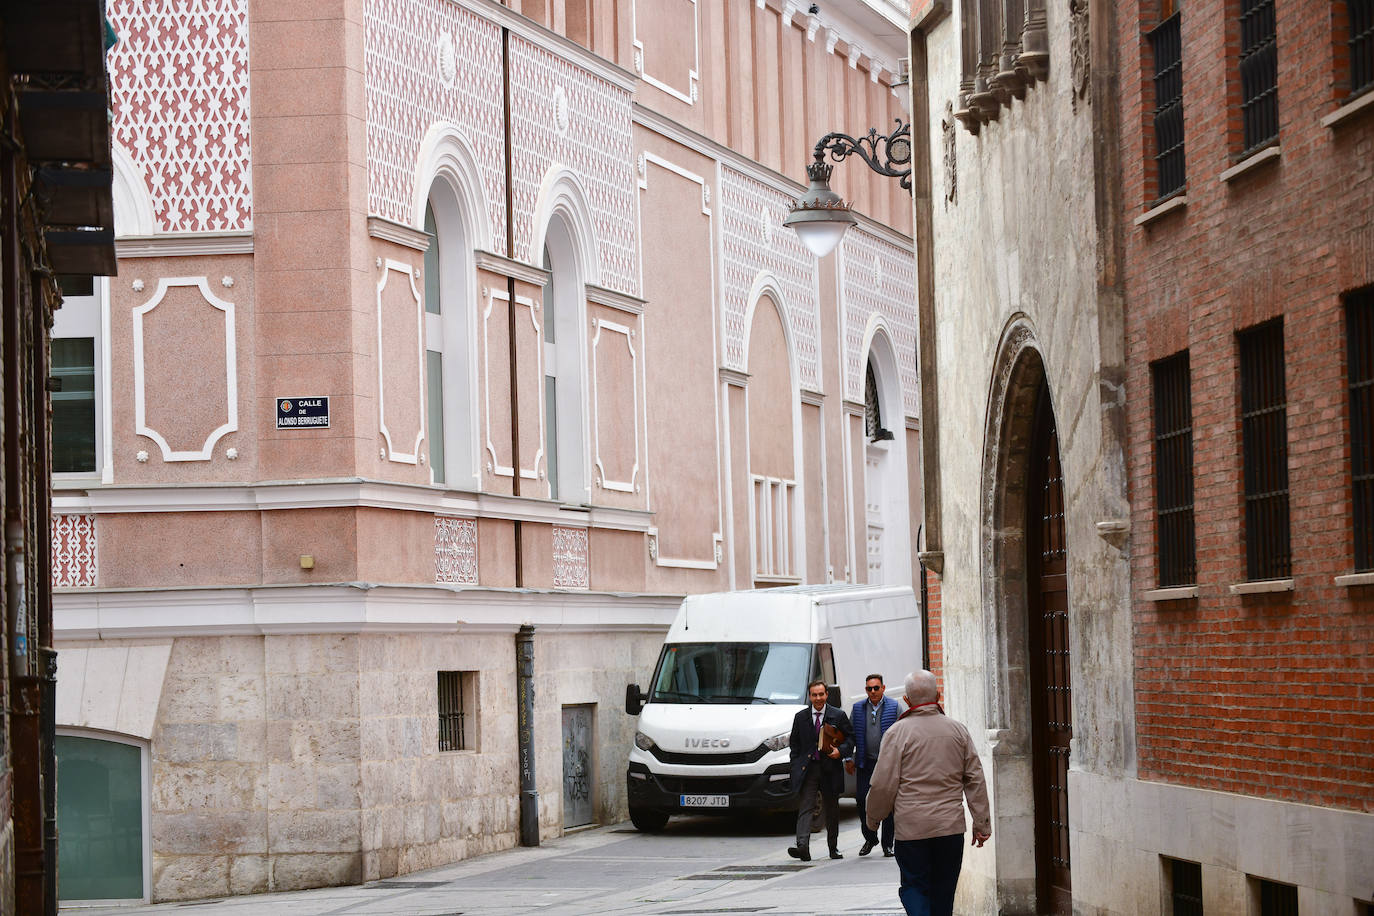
left=680, top=794, right=729, bottom=808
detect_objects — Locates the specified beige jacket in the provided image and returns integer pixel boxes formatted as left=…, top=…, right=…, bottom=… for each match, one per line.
left=863, top=704, right=992, bottom=841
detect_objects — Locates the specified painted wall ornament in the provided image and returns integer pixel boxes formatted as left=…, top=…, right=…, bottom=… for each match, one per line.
left=942, top=101, right=957, bottom=209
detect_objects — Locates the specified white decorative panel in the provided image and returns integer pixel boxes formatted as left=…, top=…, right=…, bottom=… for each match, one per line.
left=52, top=514, right=97, bottom=589
left=435, top=516, right=478, bottom=584
left=106, top=0, right=252, bottom=232
left=720, top=167, right=820, bottom=391
left=509, top=37, right=639, bottom=296
left=365, top=0, right=507, bottom=249
left=590, top=317, right=640, bottom=494
left=552, top=526, right=590, bottom=590
left=841, top=230, right=919, bottom=416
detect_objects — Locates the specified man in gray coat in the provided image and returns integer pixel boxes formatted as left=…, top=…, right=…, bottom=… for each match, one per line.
left=864, top=670, right=991, bottom=916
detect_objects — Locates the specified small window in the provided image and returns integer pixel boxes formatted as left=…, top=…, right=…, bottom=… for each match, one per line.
left=1148, top=7, right=1186, bottom=199
left=52, top=338, right=97, bottom=474
left=752, top=475, right=797, bottom=580
left=1237, top=0, right=1279, bottom=154
left=1164, top=857, right=1203, bottom=916
left=1238, top=319, right=1290, bottom=581
left=437, top=670, right=477, bottom=752
left=1255, top=877, right=1298, bottom=916
left=1348, top=0, right=1374, bottom=97
left=1346, top=286, right=1374, bottom=571
left=1152, top=352, right=1196, bottom=586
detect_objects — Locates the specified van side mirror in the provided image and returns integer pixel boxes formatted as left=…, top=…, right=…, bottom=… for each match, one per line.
left=826, top=684, right=840, bottom=708
left=625, top=683, right=646, bottom=715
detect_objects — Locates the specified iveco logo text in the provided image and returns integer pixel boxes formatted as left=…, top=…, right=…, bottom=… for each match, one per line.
left=685, top=738, right=730, bottom=748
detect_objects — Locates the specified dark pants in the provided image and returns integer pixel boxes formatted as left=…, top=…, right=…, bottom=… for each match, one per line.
left=855, top=763, right=894, bottom=849
left=893, top=833, right=964, bottom=916
left=794, top=764, right=839, bottom=849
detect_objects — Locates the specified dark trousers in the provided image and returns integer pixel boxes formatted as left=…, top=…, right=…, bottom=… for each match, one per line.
left=893, top=833, right=964, bottom=916
left=794, top=764, right=839, bottom=849
left=855, top=763, right=894, bottom=849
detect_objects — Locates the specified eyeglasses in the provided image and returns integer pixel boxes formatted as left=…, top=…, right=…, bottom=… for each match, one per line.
left=865, top=685, right=883, bottom=691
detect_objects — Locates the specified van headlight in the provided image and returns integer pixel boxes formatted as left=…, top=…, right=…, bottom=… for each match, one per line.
left=634, top=731, right=656, bottom=751
left=763, top=732, right=789, bottom=752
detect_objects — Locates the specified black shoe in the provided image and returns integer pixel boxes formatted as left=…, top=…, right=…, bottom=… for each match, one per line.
left=829, top=848, right=843, bottom=859
left=859, top=839, right=877, bottom=856
left=882, top=847, right=894, bottom=857
left=788, top=846, right=811, bottom=862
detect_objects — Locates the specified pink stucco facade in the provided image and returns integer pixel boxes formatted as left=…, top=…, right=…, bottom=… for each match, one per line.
left=52, top=0, right=919, bottom=902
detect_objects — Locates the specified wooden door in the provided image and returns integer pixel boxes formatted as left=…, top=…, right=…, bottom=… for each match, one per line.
left=1026, top=385, right=1072, bottom=914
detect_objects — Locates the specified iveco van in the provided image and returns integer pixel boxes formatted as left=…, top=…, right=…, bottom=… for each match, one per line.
left=622, top=583, right=922, bottom=831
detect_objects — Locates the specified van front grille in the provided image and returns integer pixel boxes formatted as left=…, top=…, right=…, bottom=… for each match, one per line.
left=649, top=744, right=768, bottom=765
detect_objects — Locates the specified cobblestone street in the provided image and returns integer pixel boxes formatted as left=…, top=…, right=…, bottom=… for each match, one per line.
left=75, top=808, right=909, bottom=916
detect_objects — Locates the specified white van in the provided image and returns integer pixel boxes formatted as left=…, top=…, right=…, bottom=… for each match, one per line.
left=623, top=583, right=923, bottom=831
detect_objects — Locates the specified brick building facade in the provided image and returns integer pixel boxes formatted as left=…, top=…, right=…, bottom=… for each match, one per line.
left=1120, top=0, right=1374, bottom=907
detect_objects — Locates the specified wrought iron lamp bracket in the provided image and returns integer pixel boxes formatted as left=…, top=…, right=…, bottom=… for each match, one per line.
left=811, top=119, right=913, bottom=191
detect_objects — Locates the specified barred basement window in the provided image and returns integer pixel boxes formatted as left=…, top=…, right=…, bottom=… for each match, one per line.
left=1346, top=286, right=1374, bottom=571
left=438, top=671, right=477, bottom=752
left=1149, top=8, right=1186, bottom=199
left=1350, top=0, right=1374, bottom=96
left=1237, top=0, right=1279, bottom=153
left=1238, top=319, right=1290, bottom=581
left=1152, top=352, right=1196, bottom=586
left=1165, top=857, right=1203, bottom=916
left=1255, top=877, right=1298, bottom=916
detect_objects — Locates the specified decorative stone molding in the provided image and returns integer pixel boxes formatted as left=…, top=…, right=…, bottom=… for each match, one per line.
left=368, top=216, right=432, bottom=252
left=1095, top=518, right=1129, bottom=549
left=132, top=277, right=239, bottom=462
left=942, top=102, right=957, bottom=208
left=375, top=258, right=426, bottom=465
left=52, top=514, right=96, bottom=589
left=586, top=284, right=647, bottom=316
left=631, top=0, right=700, bottom=105
left=719, top=367, right=751, bottom=388
left=1069, top=0, right=1090, bottom=112
left=552, top=526, right=590, bottom=589
left=590, top=317, right=641, bottom=494
left=116, top=232, right=255, bottom=259
left=473, top=250, right=551, bottom=287
left=435, top=515, right=478, bottom=584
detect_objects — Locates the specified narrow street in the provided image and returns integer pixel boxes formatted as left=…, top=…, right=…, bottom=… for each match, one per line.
left=74, top=807, right=907, bottom=916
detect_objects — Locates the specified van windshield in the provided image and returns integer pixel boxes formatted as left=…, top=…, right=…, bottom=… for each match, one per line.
left=649, top=642, right=812, bottom=704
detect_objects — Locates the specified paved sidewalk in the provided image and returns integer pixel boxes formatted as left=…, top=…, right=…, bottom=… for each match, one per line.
left=69, top=808, right=907, bottom=916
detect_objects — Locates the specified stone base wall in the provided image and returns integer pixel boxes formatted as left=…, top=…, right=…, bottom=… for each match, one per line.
left=959, top=769, right=1374, bottom=915
left=0, top=819, right=13, bottom=915
left=77, top=625, right=667, bottom=903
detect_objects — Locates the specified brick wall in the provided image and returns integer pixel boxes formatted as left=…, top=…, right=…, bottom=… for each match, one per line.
left=925, top=569, right=943, bottom=694
left=1120, top=0, right=1374, bottom=811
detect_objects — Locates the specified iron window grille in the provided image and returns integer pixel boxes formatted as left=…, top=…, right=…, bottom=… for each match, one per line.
left=865, top=360, right=893, bottom=441
left=438, top=670, right=473, bottom=752
left=1256, top=878, right=1298, bottom=916
left=1351, top=0, right=1374, bottom=97
left=1239, top=320, right=1291, bottom=581
left=1149, top=11, right=1186, bottom=199
left=1166, top=858, right=1204, bottom=916
left=1152, top=352, right=1197, bottom=586
left=1238, top=0, right=1278, bottom=154
left=1347, top=287, right=1374, bottom=571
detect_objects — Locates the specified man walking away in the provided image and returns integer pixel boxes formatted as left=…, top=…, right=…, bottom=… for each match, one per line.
left=787, top=679, right=853, bottom=861
left=846, top=673, right=900, bottom=856
left=864, top=670, right=991, bottom=916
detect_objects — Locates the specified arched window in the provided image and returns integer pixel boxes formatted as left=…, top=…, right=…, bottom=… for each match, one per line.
left=541, top=217, right=588, bottom=503
left=55, top=731, right=149, bottom=903
left=863, top=338, right=913, bottom=585
left=423, top=179, right=477, bottom=489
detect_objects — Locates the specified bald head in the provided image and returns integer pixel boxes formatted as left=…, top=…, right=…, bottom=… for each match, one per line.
left=904, top=669, right=938, bottom=706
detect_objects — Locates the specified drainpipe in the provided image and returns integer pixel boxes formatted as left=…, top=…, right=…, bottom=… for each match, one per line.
left=516, top=624, right=539, bottom=845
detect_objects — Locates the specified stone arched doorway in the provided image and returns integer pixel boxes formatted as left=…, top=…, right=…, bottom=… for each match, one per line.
left=980, top=318, right=1073, bottom=915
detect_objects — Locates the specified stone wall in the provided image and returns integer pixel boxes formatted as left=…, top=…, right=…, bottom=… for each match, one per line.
left=131, top=626, right=665, bottom=902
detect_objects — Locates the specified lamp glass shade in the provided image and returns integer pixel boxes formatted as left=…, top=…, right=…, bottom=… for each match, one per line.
left=791, top=219, right=852, bottom=258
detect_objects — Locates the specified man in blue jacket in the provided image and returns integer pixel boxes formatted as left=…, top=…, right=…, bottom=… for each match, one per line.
left=847, top=673, right=900, bottom=855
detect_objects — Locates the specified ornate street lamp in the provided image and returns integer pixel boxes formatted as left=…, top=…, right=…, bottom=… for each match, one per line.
left=783, top=119, right=912, bottom=258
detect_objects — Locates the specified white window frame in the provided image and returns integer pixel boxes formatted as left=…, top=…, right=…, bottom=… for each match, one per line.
left=51, top=278, right=112, bottom=486
left=752, top=474, right=798, bottom=582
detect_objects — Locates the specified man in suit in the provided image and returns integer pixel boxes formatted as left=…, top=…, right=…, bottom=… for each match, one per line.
left=846, top=673, right=901, bottom=856
left=787, top=679, right=853, bottom=861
